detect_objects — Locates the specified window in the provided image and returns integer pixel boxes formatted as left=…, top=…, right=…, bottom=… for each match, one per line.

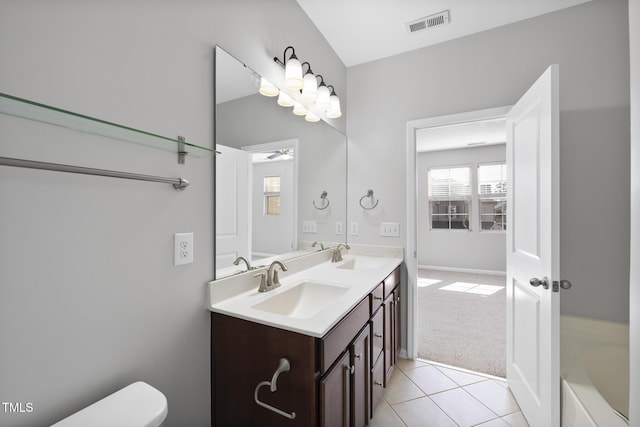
left=263, top=176, right=281, bottom=215
left=478, top=163, right=507, bottom=231
left=428, top=166, right=472, bottom=230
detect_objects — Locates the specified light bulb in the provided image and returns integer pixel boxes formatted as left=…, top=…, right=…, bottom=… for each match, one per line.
left=315, top=84, right=331, bottom=111
left=285, top=56, right=303, bottom=91
left=292, top=102, right=308, bottom=116
left=301, top=72, right=318, bottom=102
left=305, top=111, right=320, bottom=122
left=277, top=92, right=295, bottom=107
left=258, top=77, right=279, bottom=97
left=326, top=94, right=342, bottom=118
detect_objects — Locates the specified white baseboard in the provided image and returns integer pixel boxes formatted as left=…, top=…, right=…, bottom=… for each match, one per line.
left=418, top=264, right=506, bottom=276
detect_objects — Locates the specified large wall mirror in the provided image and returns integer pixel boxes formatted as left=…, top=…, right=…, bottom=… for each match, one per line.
left=214, top=46, right=347, bottom=279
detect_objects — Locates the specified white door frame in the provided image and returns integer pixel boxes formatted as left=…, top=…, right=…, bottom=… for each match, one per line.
left=405, top=106, right=512, bottom=359
left=242, top=139, right=300, bottom=254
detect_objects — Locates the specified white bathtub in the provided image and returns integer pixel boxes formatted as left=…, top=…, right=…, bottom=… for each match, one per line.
left=561, top=315, right=630, bottom=426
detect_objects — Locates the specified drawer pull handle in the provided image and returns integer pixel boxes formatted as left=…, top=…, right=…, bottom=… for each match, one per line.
left=373, top=296, right=383, bottom=300
left=374, top=333, right=383, bottom=338
left=374, top=381, right=383, bottom=387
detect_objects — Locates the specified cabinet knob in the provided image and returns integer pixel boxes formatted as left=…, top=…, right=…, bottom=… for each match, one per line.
left=374, top=381, right=383, bottom=387
left=355, top=353, right=362, bottom=360
left=374, top=333, right=383, bottom=338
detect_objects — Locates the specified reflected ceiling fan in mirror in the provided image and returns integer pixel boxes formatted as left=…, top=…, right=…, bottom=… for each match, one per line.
left=251, top=148, right=294, bottom=163
left=267, top=148, right=294, bottom=160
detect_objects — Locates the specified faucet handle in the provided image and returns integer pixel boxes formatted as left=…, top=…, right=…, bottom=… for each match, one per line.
left=254, top=272, right=268, bottom=292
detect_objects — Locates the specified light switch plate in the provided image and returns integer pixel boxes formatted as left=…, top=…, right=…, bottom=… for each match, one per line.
left=335, top=221, right=344, bottom=235
left=302, top=220, right=317, bottom=233
left=380, top=222, right=400, bottom=237
left=174, top=232, right=194, bottom=266
left=350, top=222, right=359, bottom=236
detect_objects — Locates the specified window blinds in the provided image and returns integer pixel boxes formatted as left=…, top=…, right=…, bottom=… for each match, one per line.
left=428, top=167, right=472, bottom=199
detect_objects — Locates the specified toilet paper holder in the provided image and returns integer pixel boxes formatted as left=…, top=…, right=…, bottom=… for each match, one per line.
left=253, top=357, right=296, bottom=420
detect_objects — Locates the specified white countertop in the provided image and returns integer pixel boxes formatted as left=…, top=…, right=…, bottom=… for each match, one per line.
left=207, top=251, right=403, bottom=338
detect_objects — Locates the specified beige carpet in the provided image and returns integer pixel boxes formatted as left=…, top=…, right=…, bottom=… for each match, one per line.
left=417, top=269, right=506, bottom=378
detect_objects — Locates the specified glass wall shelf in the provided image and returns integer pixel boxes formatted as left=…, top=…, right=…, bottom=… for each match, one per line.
left=0, top=92, right=218, bottom=157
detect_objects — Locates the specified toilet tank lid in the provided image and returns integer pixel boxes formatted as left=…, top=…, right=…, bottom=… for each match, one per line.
left=51, top=381, right=168, bottom=427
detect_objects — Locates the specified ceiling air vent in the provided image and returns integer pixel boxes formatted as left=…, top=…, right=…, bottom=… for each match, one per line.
left=406, top=10, right=450, bottom=34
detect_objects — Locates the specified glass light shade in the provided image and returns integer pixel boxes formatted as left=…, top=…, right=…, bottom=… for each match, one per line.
left=285, top=57, right=304, bottom=91
left=292, top=102, right=308, bottom=116
left=326, top=94, right=342, bottom=118
left=315, top=84, right=331, bottom=111
left=305, top=111, right=320, bottom=122
left=301, top=73, right=318, bottom=102
left=258, top=77, right=279, bottom=97
left=277, top=92, right=295, bottom=107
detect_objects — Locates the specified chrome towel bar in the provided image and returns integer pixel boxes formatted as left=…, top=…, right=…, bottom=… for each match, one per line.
left=0, top=156, right=190, bottom=190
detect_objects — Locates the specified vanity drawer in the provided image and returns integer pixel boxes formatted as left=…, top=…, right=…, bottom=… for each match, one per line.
left=369, top=283, right=384, bottom=315
left=370, top=307, right=384, bottom=364
left=383, top=267, right=401, bottom=298
left=320, top=297, right=370, bottom=374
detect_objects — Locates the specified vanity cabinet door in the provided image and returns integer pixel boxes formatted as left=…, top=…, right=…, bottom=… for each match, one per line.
left=371, top=308, right=384, bottom=364
left=351, top=325, right=371, bottom=427
left=394, top=287, right=401, bottom=361
left=383, top=294, right=394, bottom=385
left=320, top=351, right=351, bottom=427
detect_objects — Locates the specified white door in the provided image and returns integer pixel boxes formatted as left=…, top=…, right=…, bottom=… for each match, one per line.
left=215, top=144, right=251, bottom=270
left=506, top=65, right=561, bottom=427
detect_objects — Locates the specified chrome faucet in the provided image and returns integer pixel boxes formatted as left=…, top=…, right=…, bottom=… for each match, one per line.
left=267, top=261, right=288, bottom=289
left=233, top=256, right=252, bottom=272
left=255, top=261, right=288, bottom=292
left=312, top=241, right=325, bottom=251
left=331, top=243, right=351, bottom=262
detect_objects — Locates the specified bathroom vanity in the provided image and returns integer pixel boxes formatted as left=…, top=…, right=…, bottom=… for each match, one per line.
left=208, top=251, right=402, bottom=426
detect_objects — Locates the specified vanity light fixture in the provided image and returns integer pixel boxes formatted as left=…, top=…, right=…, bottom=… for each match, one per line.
left=271, top=45, right=342, bottom=122
left=276, top=46, right=303, bottom=91
left=292, top=102, right=308, bottom=116
left=305, top=111, right=320, bottom=122
left=259, top=77, right=279, bottom=97
left=315, top=75, right=331, bottom=111
left=277, top=91, right=295, bottom=108
left=325, top=85, right=342, bottom=118
left=301, top=62, right=318, bottom=103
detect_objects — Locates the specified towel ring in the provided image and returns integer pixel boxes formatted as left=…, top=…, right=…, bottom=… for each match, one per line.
left=313, top=191, right=330, bottom=210
left=359, top=189, right=379, bottom=210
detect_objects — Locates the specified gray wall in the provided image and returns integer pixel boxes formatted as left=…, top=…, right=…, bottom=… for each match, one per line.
left=629, top=0, right=639, bottom=424
left=0, top=1, right=345, bottom=426
left=347, top=0, right=630, bottom=323
left=418, top=145, right=506, bottom=272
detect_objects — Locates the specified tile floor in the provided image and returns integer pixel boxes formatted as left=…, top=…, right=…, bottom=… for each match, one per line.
left=370, top=358, right=530, bottom=427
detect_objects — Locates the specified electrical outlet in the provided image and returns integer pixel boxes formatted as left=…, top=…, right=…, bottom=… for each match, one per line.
left=350, top=222, right=359, bottom=236
left=335, top=221, right=344, bottom=235
left=380, top=222, right=400, bottom=237
left=174, top=232, right=194, bottom=266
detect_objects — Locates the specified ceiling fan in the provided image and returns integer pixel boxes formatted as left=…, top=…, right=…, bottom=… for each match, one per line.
left=267, top=148, right=294, bottom=160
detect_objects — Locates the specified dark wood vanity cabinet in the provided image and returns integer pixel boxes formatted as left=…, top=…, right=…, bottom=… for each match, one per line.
left=211, top=265, right=401, bottom=427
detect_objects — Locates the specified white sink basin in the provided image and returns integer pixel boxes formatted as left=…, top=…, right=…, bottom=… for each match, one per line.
left=337, top=257, right=387, bottom=271
left=251, top=281, right=349, bottom=319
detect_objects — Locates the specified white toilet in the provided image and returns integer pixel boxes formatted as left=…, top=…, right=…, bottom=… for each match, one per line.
left=51, top=381, right=168, bottom=427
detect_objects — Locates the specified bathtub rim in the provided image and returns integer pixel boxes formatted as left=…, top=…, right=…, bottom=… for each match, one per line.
left=560, top=315, right=629, bottom=427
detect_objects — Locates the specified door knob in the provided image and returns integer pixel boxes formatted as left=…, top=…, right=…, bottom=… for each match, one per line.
left=552, top=279, right=573, bottom=292
left=529, top=277, right=549, bottom=289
